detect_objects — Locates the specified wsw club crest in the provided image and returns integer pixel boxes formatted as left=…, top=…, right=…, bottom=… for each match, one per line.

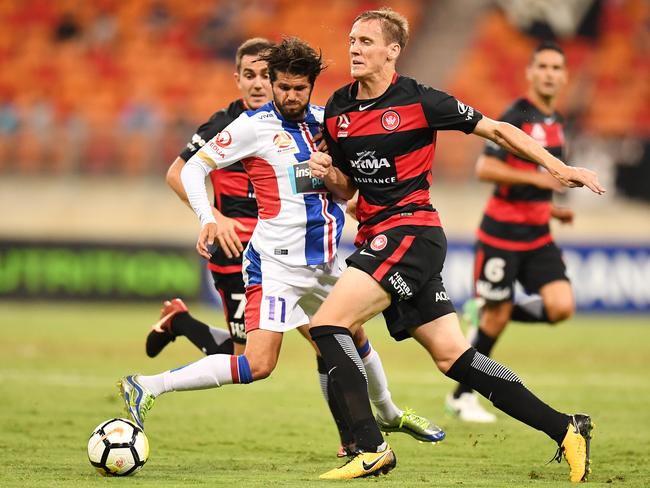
left=370, top=234, right=388, bottom=251
left=381, top=110, right=400, bottom=131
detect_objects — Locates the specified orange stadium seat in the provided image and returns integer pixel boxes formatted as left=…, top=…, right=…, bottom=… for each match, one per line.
left=451, top=6, right=648, bottom=128
left=0, top=0, right=427, bottom=174
left=444, top=4, right=649, bottom=176
left=7, top=0, right=646, bottom=175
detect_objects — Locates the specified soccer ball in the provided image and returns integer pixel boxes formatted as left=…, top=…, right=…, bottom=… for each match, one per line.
left=87, top=418, right=149, bottom=476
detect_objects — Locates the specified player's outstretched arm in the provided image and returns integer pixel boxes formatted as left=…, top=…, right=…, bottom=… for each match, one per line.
left=473, top=117, right=606, bottom=194
left=309, top=151, right=357, bottom=200
left=476, top=155, right=566, bottom=192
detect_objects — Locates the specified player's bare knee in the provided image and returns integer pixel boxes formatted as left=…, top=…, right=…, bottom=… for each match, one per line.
left=546, top=302, right=575, bottom=324
left=434, top=347, right=469, bottom=374
left=249, top=359, right=275, bottom=380
left=352, top=326, right=369, bottom=349
left=481, top=305, right=509, bottom=336
left=432, top=343, right=470, bottom=374
left=434, top=357, right=454, bottom=374
left=243, top=352, right=277, bottom=381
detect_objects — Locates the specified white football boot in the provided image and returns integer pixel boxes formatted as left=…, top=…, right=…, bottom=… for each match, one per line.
left=445, top=392, right=496, bottom=423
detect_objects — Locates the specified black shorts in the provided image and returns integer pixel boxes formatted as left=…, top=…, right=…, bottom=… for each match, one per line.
left=211, top=271, right=247, bottom=344
left=474, top=241, right=569, bottom=303
left=346, top=225, right=456, bottom=341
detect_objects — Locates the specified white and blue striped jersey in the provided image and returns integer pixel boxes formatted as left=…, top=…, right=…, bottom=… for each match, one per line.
left=183, top=102, right=346, bottom=267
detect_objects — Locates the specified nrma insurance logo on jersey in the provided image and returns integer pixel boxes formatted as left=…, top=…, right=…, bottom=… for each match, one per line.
left=350, top=150, right=390, bottom=175
left=288, top=162, right=326, bottom=194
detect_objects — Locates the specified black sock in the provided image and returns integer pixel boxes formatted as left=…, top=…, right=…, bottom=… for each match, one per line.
left=511, top=296, right=550, bottom=323
left=453, top=328, right=497, bottom=398
left=310, top=326, right=384, bottom=452
left=170, top=313, right=234, bottom=355
left=446, top=347, right=570, bottom=444
left=317, top=356, right=355, bottom=448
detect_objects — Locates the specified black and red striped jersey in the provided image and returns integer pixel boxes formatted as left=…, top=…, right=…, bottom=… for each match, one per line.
left=324, top=74, right=482, bottom=246
left=477, top=98, right=565, bottom=251
left=180, top=99, right=258, bottom=272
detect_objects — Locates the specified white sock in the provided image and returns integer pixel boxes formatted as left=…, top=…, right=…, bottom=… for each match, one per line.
left=514, top=294, right=545, bottom=319
left=137, top=354, right=234, bottom=397
left=362, top=348, right=402, bottom=421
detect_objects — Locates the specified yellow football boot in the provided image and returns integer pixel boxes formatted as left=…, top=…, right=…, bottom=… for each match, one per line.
left=319, top=444, right=396, bottom=479
left=552, top=414, right=594, bottom=482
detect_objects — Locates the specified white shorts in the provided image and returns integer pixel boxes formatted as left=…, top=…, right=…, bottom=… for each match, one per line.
left=242, top=245, right=342, bottom=334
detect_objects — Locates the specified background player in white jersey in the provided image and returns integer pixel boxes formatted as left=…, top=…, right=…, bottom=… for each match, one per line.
left=118, top=38, right=442, bottom=453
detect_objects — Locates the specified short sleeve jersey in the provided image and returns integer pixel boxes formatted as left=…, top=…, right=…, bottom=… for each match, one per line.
left=180, top=99, right=258, bottom=272
left=189, top=102, right=345, bottom=267
left=478, top=98, right=565, bottom=251
left=324, top=74, right=482, bottom=246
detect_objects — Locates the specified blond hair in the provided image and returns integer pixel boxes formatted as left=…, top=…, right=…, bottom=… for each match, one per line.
left=354, top=8, right=409, bottom=48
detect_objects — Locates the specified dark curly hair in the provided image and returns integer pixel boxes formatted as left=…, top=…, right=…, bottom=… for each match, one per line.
left=258, top=37, right=325, bottom=85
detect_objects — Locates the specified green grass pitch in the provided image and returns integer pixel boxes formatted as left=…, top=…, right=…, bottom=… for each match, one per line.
left=1, top=302, right=649, bottom=487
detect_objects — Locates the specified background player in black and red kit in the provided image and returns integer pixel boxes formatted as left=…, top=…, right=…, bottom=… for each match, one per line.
left=308, top=8, right=604, bottom=481
left=145, top=38, right=273, bottom=359
left=447, top=41, right=576, bottom=423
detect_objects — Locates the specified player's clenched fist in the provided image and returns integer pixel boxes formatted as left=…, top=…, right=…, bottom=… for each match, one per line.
left=309, top=151, right=333, bottom=179
left=197, top=222, right=218, bottom=259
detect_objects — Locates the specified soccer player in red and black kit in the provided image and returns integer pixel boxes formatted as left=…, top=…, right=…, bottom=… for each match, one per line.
left=308, top=8, right=604, bottom=481
left=447, top=41, right=576, bottom=424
